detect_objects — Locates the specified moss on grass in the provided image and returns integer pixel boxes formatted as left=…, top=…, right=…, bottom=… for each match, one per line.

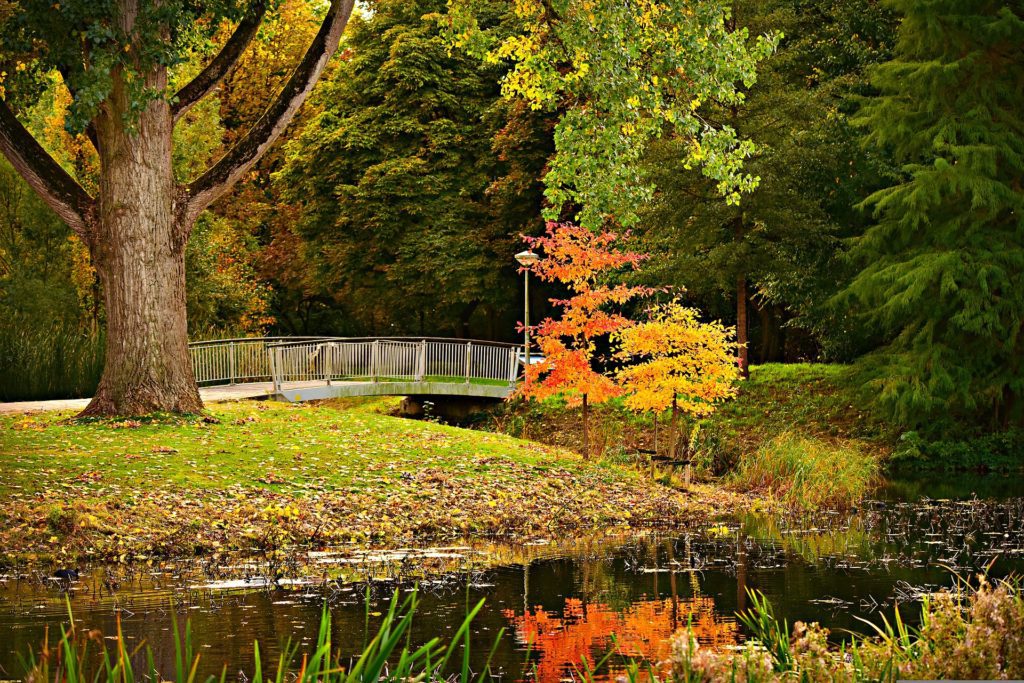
left=0, top=399, right=748, bottom=566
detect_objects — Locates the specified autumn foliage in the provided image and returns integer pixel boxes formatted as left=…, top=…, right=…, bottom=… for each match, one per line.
left=615, top=302, right=740, bottom=417
left=516, top=223, right=648, bottom=456
left=616, top=300, right=741, bottom=457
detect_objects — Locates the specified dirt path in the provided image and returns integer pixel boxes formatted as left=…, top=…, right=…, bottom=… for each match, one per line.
left=0, top=382, right=277, bottom=414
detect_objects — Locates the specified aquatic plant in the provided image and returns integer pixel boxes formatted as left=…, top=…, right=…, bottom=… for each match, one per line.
left=728, top=433, right=879, bottom=509
left=671, top=577, right=1024, bottom=682
left=21, top=589, right=499, bottom=683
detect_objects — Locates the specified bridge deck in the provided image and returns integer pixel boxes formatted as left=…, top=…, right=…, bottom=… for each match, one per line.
left=276, top=379, right=513, bottom=403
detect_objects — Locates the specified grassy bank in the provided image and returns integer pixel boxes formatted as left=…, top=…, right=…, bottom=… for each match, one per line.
left=481, top=364, right=888, bottom=507
left=698, top=364, right=895, bottom=467
left=484, top=364, right=892, bottom=465
left=0, top=399, right=748, bottom=566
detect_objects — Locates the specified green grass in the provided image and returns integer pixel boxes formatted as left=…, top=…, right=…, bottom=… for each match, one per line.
left=701, top=364, right=895, bottom=467
left=1, top=400, right=554, bottom=494
left=727, top=433, right=880, bottom=510
left=0, top=399, right=741, bottom=565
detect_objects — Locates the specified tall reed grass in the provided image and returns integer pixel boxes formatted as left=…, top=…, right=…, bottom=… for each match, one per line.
left=728, top=433, right=879, bottom=509
left=22, top=589, right=500, bottom=683
left=0, top=322, right=104, bottom=401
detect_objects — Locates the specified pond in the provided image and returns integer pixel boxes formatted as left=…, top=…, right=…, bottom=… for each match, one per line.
left=1, top=472, right=1021, bottom=681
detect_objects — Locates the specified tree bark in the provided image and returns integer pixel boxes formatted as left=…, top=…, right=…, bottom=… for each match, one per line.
left=79, top=64, right=202, bottom=416
left=737, top=275, right=750, bottom=379
left=668, top=393, right=679, bottom=460
left=581, top=393, right=590, bottom=459
left=756, top=302, right=785, bottom=363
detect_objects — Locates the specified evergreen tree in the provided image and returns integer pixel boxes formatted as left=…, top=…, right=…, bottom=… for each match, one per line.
left=847, top=1, right=1024, bottom=429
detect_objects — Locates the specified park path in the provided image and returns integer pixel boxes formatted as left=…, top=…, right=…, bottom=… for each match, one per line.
left=0, top=383, right=276, bottom=415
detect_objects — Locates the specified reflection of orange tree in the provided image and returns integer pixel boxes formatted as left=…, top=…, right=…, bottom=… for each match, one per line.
left=504, top=596, right=738, bottom=681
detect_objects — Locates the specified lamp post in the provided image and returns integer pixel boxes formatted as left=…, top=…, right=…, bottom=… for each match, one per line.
left=514, top=249, right=540, bottom=371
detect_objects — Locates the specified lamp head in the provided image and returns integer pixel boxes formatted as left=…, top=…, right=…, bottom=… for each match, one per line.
left=515, top=250, right=540, bottom=266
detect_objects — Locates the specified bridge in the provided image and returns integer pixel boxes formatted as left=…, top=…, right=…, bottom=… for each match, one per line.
left=190, top=336, right=521, bottom=402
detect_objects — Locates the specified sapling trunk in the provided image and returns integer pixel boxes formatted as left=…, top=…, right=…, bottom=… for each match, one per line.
left=669, top=393, right=680, bottom=460
left=582, top=393, right=589, bottom=459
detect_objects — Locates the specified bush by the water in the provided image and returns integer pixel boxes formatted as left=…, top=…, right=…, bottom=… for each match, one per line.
left=672, top=578, right=1024, bottom=682
left=892, top=429, right=1024, bottom=472
left=0, top=322, right=103, bottom=401
left=728, top=433, right=879, bottom=509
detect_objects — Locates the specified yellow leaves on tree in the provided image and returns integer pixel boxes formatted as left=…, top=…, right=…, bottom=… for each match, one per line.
left=615, top=300, right=741, bottom=457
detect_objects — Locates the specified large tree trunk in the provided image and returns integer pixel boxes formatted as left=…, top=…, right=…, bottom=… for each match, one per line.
left=79, top=66, right=202, bottom=417
left=756, top=302, right=785, bottom=363
left=736, top=275, right=750, bottom=379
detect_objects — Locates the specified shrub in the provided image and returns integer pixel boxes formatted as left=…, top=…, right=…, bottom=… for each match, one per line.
left=891, top=429, right=1024, bottom=471
left=46, top=505, right=78, bottom=536
left=728, top=433, right=879, bottom=509
left=671, top=578, right=1024, bottom=682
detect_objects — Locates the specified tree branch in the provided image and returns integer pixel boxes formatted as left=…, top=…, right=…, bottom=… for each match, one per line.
left=172, top=1, right=269, bottom=122
left=0, top=99, right=94, bottom=239
left=181, top=0, right=353, bottom=226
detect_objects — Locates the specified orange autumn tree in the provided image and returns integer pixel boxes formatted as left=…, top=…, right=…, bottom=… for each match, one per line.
left=517, top=222, right=648, bottom=457
left=615, top=300, right=741, bottom=460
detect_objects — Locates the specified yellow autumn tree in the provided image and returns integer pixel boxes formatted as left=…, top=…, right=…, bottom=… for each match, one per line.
left=615, top=301, right=742, bottom=459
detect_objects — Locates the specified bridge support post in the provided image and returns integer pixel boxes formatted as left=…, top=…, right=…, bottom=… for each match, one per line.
left=270, top=347, right=280, bottom=394
left=324, top=343, right=333, bottom=386
left=416, top=340, right=426, bottom=381
left=507, top=347, right=518, bottom=386
left=229, top=342, right=236, bottom=385
left=465, top=342, right=472, bottom=384
left=372, top=340, right=380, bottom=383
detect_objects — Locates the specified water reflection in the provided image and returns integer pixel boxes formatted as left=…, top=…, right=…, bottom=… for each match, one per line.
left=506, top=595, right=737, bottom=681
left=1, top=476, right=1022, bottom=681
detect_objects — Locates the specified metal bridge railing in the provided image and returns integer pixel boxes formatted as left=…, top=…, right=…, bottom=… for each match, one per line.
left=188, top=337, right=329, bottom=386
left=266, top=338, right=520, bottom=393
